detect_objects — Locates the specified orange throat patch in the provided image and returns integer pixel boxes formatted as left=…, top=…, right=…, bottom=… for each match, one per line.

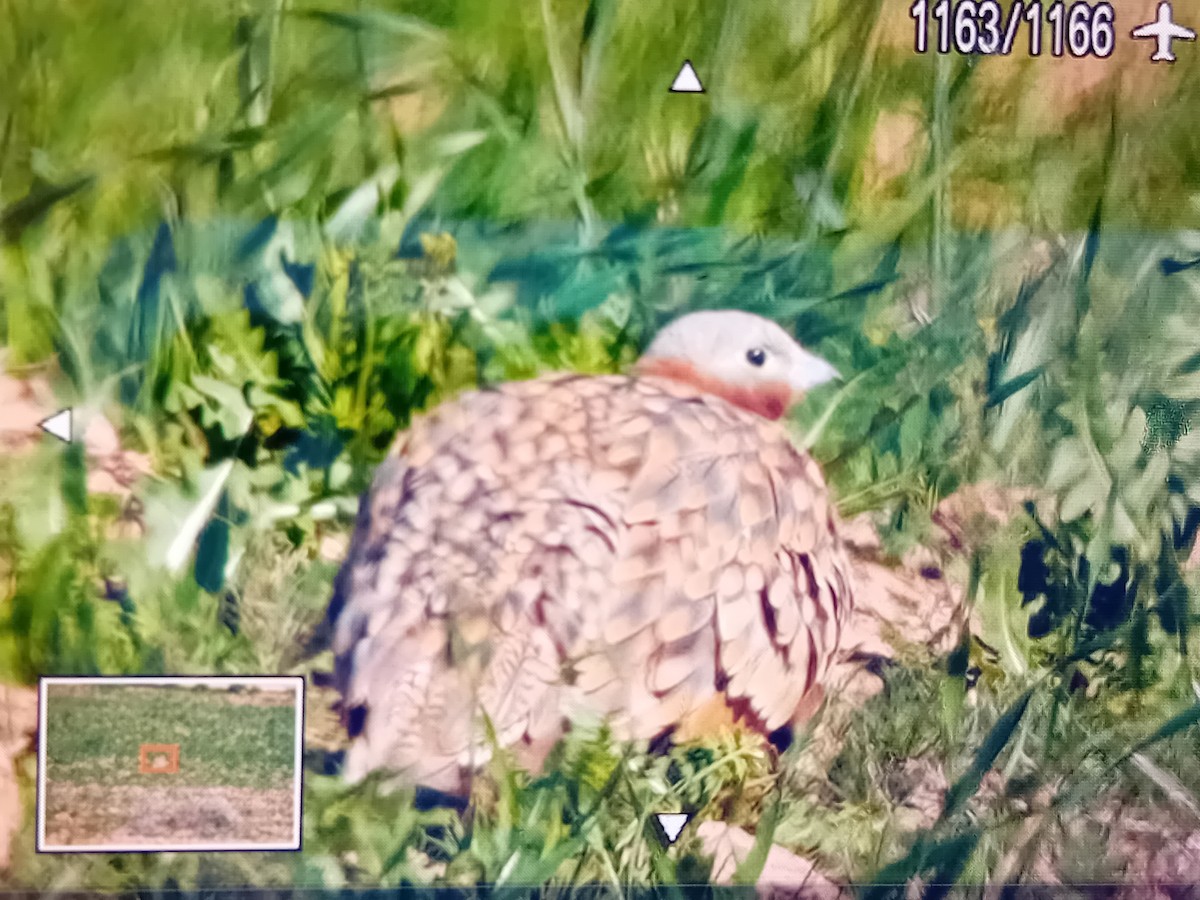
left=634, top=357, right=793, bottom=421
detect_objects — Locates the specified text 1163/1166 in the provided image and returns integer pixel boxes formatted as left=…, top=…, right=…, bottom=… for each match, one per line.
left=910, top=0, right=1116, bottom=57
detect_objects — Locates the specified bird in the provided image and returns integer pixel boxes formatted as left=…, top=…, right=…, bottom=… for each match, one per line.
left=325, top=309, right=854, bottom=794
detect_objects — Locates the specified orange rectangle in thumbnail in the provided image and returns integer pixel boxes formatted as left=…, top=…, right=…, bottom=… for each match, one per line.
left=138, top=743, right=180, bottom=774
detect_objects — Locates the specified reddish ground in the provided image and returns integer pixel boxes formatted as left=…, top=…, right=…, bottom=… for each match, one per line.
left=43, top=783, right=295, bottom=848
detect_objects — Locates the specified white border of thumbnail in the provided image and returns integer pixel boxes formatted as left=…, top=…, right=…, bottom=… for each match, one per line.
left=36, top=675, right=305, bottom=854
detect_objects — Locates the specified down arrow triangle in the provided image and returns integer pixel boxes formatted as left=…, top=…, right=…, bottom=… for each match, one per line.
left=655, top=812, right=690, bottom=844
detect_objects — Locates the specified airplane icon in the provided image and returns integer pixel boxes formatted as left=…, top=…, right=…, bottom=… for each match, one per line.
left=1131, top=1, right=1196, bottom=62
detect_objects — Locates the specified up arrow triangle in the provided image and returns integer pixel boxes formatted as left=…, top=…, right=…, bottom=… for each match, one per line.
left=39, top=408, right=73, bottom=444
left=655, top=812, right=690, bottom=844
left=669, top=60, right=705, bottom=93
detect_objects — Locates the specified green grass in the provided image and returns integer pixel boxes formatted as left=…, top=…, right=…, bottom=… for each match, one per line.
left=43, top=684, right=296, bottom=789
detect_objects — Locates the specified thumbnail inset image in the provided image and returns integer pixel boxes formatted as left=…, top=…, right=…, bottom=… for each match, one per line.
left=36, top=676, right=303, bottom=853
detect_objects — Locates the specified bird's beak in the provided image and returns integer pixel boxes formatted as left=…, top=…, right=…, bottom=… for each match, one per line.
left=788, top=350, right=841, bottom=400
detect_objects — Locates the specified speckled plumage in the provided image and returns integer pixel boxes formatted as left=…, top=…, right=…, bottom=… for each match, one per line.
left=328, top=365, right=852, bottom=792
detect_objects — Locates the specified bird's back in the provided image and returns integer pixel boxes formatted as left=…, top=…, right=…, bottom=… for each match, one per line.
left=328, top=372, right=852, bottom=791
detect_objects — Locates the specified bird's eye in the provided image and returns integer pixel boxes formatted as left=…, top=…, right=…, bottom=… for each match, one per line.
left=746, top=347, right=767, bottom=367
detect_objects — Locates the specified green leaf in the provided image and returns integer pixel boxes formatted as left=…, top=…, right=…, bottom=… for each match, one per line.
left=865, top=828, right=984, bottom=900
left=987, top=366, right=1044, bottom=408
left=732, top=797, right=780, bottom=885
left=898, top=400, right=928, bottom=466
left=706, top=122, right=758, bottom=225
left=292, top=8, right=444, bottom=42
left=922, top=829, right=983, bottom=900
left=498, top=835, right=588, bottom=886
left=141, top=128, right=265, bottom=163
left=1130, top=703, right=1200, bottom=754
left=1059, top=475, right=1108, bottom=524
left=142, top=459, right=237, bottom=575
left=942, top=688, right=1033, bottom=819
left=60, top=441, right=88, bottom=517
left=191, top=374, right=254, bottom=437
left=0, top=175, right=95, bottom=242
left=193, top=514, right=230, bottom=594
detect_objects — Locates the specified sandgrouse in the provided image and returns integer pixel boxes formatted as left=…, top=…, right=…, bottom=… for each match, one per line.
left=327, top=310, right=854, bottom=792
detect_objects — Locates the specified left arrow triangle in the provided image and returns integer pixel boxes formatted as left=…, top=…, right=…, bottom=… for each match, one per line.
left=39, top=408, right=73, bottom=443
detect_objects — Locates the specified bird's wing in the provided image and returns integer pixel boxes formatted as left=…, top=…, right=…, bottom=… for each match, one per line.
left=327, top=375, right=628, bottom=789
left=589, top=377, right=854, bottom=737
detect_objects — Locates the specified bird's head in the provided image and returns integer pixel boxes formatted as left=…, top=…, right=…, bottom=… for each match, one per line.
left=634, top=310, right=839, bottom=421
